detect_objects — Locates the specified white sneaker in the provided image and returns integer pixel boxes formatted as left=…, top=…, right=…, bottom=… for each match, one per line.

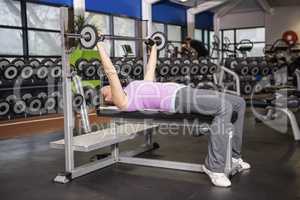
left=203, top=165, right=231, bottom=187
left=232, top=158, right=251, bottom=170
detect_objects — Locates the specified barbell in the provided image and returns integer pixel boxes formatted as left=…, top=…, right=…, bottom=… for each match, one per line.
left=74, top=24, right=167, bottom=51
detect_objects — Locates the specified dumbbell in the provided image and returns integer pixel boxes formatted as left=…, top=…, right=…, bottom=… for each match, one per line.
left=2, top=65, right=19, bottom=80
left=41, top=58, right=55, bottom=67
left=208, top=63, right=217, bottom=75
left=75, top=58, right=89, bottom=72
left=260, top=66, right=270, bottom=76
left=180, top=64, right=190, bottom=76
left=158, top=64, right=170, bottom=77
left=241, top=82, right=253, bottom=95
left=0, top=100, right=10, bottom=117
left=83, top=64, right=97, bottom=79
left=170, top=65, right=180, bottom=76
left=12, top=99, right=27, bottom=116
left=120, top=63, right=132, bottom=77
left=132, top=64, right=143, bottom=78
left=20, top=65, right=34, bottom=80
left=36, top=65, right=49, bottom=80
left=190, top=64, right=200, bottom=75
left=27, top=97, right=43, bottom=115
left=199, top=63, right=209, bottom=75
left=72, top=93, right=84, bottom=111
left=0, top=58, right=10, bottom=70
left=249, top=65, right=260, bottom=76
left=236, top=64, right=249, bottom=76
left=11, top=58, right=25, bottom=68
left=50, top=65, right=62, bottom=79
left=29, top=59, right=41, bottom=68
left=55, top=58, right=62, bottom=65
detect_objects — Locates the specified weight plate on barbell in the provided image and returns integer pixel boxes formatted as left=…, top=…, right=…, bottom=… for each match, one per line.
left=0, top=101, right=10, bottom=116
left=80, top=25, right=98, bottom=49
left=240, top=65, right=249, bottom=76
left=150, top=32, right=167, bottom=52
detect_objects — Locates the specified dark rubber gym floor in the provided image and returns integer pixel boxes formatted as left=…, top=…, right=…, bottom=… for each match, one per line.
left=0, top=113, right=300, bottom=200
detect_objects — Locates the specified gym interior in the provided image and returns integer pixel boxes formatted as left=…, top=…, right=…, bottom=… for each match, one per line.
left=1, top=0, right=300, bottom=199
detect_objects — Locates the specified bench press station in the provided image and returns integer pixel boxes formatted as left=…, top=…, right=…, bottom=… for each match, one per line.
left=50, top=7, right=242, bottom=184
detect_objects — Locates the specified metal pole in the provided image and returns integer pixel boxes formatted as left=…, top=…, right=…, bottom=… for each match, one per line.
left=60, top=7, right=75, bottom=173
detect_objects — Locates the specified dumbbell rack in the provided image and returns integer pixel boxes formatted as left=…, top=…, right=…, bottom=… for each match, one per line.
left=0, top=56, right=63, bottom=121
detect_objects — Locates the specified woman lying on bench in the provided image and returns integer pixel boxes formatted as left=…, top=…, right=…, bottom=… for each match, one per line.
left=96, top=42, right=250, bottom=187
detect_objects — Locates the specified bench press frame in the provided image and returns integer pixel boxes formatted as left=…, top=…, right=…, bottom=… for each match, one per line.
left=53, top=7, right=241, bottom=184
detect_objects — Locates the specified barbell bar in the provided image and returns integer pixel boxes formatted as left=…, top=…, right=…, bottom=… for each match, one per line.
left=66, top=24, right=167, bottom=51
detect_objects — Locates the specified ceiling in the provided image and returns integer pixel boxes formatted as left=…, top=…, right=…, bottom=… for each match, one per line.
left=169, top=0, right=300, bottom=8
left=267, top=0, right=300, bottom=7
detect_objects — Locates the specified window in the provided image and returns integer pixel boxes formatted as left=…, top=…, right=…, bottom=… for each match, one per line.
left=236, top=28, right=265, bottom=43
left=113, top=16, right=136, bottom=57
left=28, top=31, right=61, bottom=55
left=222, top=27, right=265, bottom=57
left=194, top=29, right=202, bottom=41
left=0, top=0, right=21, bottom=26
left=27, top=3, right=60, bottom=30
left=113, top=16, right=135, bottom=37
left=0, top=28, right=23, bottom=55
left=0, top=0, right=23, bottom=55
left=152, top=23, right=164, bottom=33
left=167, top=25, right=181, bottom=42
left=26, top=3, right=61, bottom=56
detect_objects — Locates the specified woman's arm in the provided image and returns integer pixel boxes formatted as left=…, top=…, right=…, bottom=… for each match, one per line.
left=97, top=42, right=128, bottom=109
left=144, top=45, right=157, bottom=81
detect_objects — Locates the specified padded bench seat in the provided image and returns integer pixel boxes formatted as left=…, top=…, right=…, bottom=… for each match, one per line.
left=96, top=106, right=214, bottom=123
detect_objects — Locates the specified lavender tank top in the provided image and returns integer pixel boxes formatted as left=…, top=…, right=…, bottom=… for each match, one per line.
left=124, top=80, right=185, bottom=112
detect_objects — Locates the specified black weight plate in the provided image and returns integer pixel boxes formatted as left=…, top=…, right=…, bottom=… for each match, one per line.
left=12, top=58, right=25, bottom=67
left=75, top=58, right=89, bottom=71
left=0, top=58, right=10, bottom=70
left=36, top=66, right=49, bottom=80
left=41, top=58, right=55, bottom=67
left=20, top=65, right=34, bottom=79
left=0, top=101, right=10, bottom=116
left=29, top=59, right=41, bottom=68
left=3, top=65, right=19, bottom=80
left=13, top=100, right=26, bottom=115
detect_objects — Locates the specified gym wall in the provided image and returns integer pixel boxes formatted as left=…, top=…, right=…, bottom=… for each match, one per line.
left=265, top=6, right=300, bottom=44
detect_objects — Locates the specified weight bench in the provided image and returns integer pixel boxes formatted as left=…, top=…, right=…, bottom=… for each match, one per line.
left=51, top=106, right=241, bottom=183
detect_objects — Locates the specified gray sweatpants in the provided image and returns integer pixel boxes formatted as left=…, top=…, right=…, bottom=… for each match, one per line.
left=174, top=87, right=246, bottom=173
